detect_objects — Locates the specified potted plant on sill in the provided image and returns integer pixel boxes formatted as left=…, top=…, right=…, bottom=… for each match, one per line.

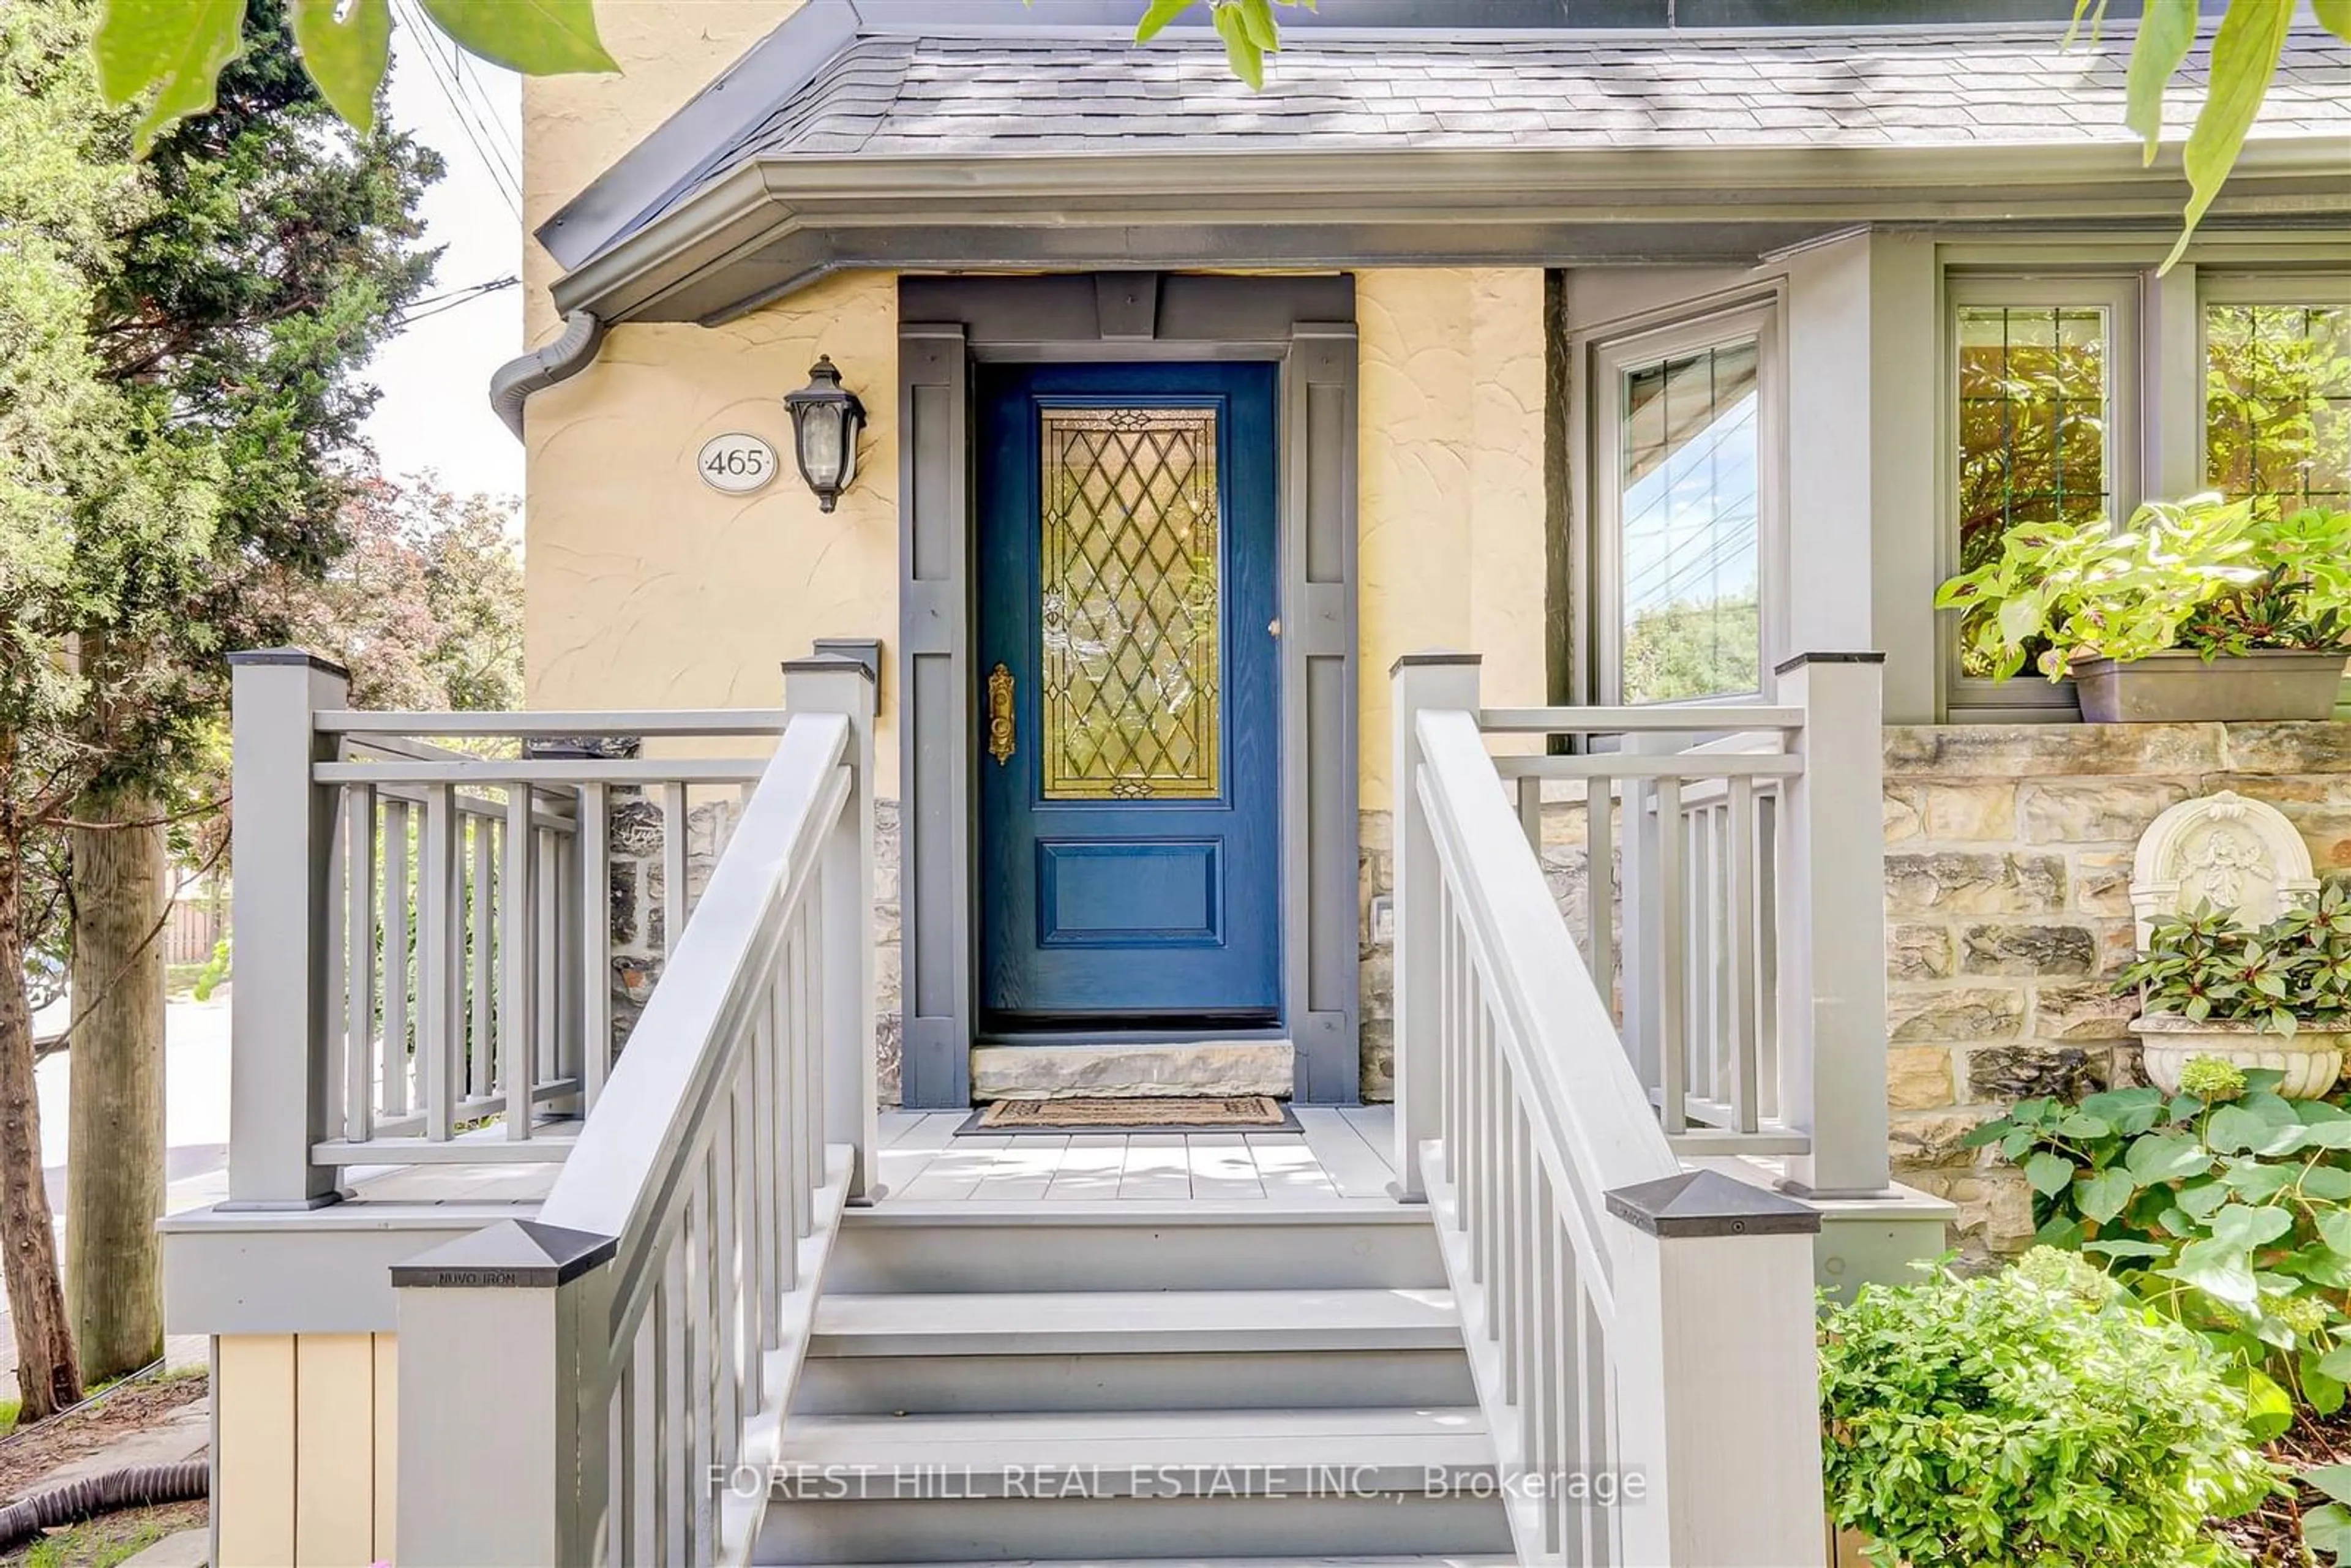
left=1936, top=494, right=2351, bottom=722
left=2118, top=886, right=2351, bottom=1100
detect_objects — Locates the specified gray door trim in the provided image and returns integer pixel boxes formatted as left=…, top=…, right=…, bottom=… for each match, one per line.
left=896, top=272, right=1361, bottom=1108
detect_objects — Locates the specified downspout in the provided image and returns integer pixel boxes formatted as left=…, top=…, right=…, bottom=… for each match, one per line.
left=489, top=309, right=607, bottom=440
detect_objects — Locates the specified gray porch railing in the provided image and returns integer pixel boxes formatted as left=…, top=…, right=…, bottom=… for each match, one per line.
left=225, top=650, right=805, bottom=1197
left=389, top=657, right=876, bottom=1567
left=1390, top=650, right=1878, bottom=1566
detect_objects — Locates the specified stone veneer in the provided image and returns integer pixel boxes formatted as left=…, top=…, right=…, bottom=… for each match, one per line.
left=607, top=796, right=904, bottom=1108
left=1883, top=722, right=2351, bottom=1258
left=1355, top=721, right=2351, bottom=1261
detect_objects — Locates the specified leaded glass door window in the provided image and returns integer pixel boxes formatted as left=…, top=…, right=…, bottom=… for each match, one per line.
left=1038, top=407, right=1222, bottom=800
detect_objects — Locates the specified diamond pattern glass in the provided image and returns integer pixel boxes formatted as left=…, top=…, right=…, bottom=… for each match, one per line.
left=1038, top=407, right=1221, bottom=800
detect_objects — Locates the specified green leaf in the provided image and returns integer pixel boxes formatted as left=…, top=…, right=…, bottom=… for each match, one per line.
left=2124, top=1131, right=2212, bottom=1183
left=2124, top=0, right=2199, bottom=163
left=2314, top=0, right=2351, bottom=44
left=1134, top=0, right=1194, bottom=42
left=2300, top=1120, right=2351, bottom=1150
left=2243, top=1365, right=2297, bottom=1439
left=2000, top=1126, right=2041, bottom=1160
left=2169, top=1236, right=2260, bottom=1307
left=93, top=0, right=248, bottom=154
left=2178, top=1177, right=2232, bottom=1220
left=2318, top=1346, right=2351, bottom=1384
left=2309, top=1502, right=2351, bottom=1558
left=2075, top=1166, right=2137, bottom=1224
left=2309, top=1464, right=2351, bottom=1508
left=2208, top=1202, right=2296, bottom=1251
left=1210, top=2, right=1264, bottom=88
left=2024, top=1150, right=2075, bottom=1198
left=2057, top=1112, right=2112, bottom=1139
left=2160, top=0, right=2293, bottom=274
left=2309, top=1363, right=2349, bottom=1417
left=419, top=0, right=617, bottom=75
left=2207, top=1103, right=2271, bottom=1154
left=2220, top=1159, right=2295, bottom=1200
left=1236, top=0, right=1281, bottom=51
left=2321, top=1209, right=2351, bottom=1258
left=2304, top=1165, right=2351, bottom=1202
left=2083, top=1237, right=2170, bottom=1259
left=290, top=0, right=391, bottom=135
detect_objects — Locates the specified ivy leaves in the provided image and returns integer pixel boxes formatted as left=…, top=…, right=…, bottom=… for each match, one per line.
left=1973, top=1076, right=2351, bottom=1442
left=94, top=0, right=615, bottom=152
left=1134, top=0, right=1314, bottom=90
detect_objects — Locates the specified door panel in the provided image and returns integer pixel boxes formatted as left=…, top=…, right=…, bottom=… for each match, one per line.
left=977, top=363, right=1281, bottom=1025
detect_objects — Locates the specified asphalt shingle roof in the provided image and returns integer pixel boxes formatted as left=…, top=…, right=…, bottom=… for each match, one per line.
left=710, top=24, right=2351, bottom=164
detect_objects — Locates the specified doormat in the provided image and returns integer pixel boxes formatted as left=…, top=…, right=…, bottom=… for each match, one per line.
left=959, top=1095, right=1299, bottom=1135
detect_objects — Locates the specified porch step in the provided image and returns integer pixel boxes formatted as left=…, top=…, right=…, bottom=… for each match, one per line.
left=809, top=1288, right=1462, bottom=1357
left=757, top=1408, right=1511, bottom=1562
left=828, top=1205, right=1441, bottom=1294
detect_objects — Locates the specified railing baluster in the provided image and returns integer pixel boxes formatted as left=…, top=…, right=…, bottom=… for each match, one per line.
left=687, top=1157, right=715, bottom=1564
left=1654, top=774, right=1686, bottom=1135
left=713, top=1077, right=742, bottom=1470
left=579, top=782, right=611, bottom=1108
left=382, top=798, right=411, bottom=1117
left=1728, top=778, right=1761, bottom=1134
left=628, top=1313, right=656, bottom=1567
left=1586, top=775, right=1613, bottom=1018
left=659, top=1245, right=688, bottom=1568
left=1516, top=773, right=1542, bottom=855
left=536, top=820, right=559, bottom=1090
left=501, top=787, right=536, bottom=1139
left=420, top=786, right=457, bottom=1141
left=469, top=814, right=494, bottom=1102
left=345, top=785, right=377, bottom=1144
left=662, top=781, right=689, bottom=958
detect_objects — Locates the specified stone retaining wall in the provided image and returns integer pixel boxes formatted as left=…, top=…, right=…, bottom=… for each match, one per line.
left=1883, top=722, right=2351, bottom=1258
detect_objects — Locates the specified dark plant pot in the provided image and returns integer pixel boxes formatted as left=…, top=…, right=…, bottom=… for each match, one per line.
left=2072, top=650, right=2347, bottom=723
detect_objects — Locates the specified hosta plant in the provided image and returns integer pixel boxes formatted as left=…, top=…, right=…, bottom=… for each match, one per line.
left=1967, top=1066, right=2351, bottom=1437
left=1935, top=495, right=2351, bottom=681
left=1818, top=1247, right=2274, bottom=1568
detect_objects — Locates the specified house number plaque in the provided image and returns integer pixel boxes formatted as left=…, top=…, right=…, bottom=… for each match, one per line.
left=696, top=432, right=778, bottom=495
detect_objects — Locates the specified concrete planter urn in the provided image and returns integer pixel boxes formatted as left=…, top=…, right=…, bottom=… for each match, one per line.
left=2072, top=649, right=2349, bottom=723
left=2130, top=1013, right=2350, bottom=1100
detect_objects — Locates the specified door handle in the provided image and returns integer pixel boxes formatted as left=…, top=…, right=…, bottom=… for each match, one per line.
left=987, top=662, right=1016, bottom=765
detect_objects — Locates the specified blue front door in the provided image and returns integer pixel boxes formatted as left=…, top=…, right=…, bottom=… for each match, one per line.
left=977, top=362, right=1281, bottom=1027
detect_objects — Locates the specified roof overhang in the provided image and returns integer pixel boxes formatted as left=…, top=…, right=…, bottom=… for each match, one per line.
left=547, top=138, right=2351, bottom=325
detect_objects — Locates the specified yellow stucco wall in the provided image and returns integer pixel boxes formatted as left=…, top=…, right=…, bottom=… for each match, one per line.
left=1355, top=269, right=1550, bottom=808
left=522, top=0, right=802, bottom=342
left=522, top=276, right=902, bottom=789
left=214, top=1333, right=398, bottom=1567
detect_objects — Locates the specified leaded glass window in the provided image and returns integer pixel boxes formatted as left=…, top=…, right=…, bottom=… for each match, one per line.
left=2206, top=302, right=2351, bottom=517
left=1955, top=304, right=2111, bottom=572
left=1038, top=407, right=1221, bottom=800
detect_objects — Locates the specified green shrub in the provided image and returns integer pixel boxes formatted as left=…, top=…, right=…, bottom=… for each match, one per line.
left=2119, top=885, right=2351, bottom=1034
left=1967, top=1071, right=2351, bottom=1437
left=1818, top=1249, right=2274, bottom=1568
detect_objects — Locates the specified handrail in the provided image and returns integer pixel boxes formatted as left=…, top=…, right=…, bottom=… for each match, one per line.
left=391, top=667, right=878, bottom=1568
left=539, top=710, right=844, bottom=1250
left=318, top=707, right=790, bottom=736
left=1392, top=653, right=1839, bottom=1567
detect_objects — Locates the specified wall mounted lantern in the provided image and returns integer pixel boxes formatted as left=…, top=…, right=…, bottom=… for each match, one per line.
left=783, top=355, right=866, bottom=512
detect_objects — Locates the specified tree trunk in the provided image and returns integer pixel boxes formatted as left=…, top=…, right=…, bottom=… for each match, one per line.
left=65, top=785, right=166, bottom=1381
left=0, top=839, right=81, bottom=1420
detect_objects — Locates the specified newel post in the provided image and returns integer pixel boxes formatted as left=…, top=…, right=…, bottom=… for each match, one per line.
left=1773, top=651, right=1891, bottom=1199
left=785, top=650, right=879, bottom=1203
left=393, top=1221, right=616, bottom=1566
left=224, top=649, right=348, bottom=1209
left=1389, top=651, right=1482, bottom=1202
left=1607, top=1172, right=1826, bottom=1568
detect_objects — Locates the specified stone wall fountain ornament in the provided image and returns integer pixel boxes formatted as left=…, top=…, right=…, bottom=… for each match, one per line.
left=2127, top=789, right=2341, bottom=1097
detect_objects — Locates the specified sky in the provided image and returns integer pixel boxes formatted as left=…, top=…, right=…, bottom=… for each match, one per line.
left=357, top=7, right=526, bottom=503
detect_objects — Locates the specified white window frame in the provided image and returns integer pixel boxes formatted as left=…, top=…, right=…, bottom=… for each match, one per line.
left=1938, top=273, right=2142, bottom=721
left=1585, top=299, right=1786, bottom=710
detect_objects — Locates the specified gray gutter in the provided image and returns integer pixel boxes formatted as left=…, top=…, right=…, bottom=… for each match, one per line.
left=488, top=310, right=607, bottom=440
left=546, top=138, right=2351, bottom=324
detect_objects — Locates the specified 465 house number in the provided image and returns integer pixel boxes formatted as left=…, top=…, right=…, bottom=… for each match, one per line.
left=696, top=432, right=778, bottom=495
